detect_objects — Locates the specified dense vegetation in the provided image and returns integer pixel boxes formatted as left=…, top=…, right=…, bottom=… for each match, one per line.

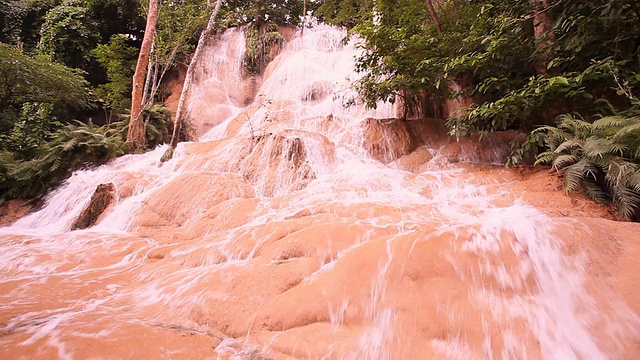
left=0, top=0, right=305, bottom=203
left=1, top=0, right=639, bottom=219
left=316, top=0, right=640, bottom=219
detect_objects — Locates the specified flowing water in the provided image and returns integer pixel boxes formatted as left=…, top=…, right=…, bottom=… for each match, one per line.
left=1, top=25, right=640, bottom=359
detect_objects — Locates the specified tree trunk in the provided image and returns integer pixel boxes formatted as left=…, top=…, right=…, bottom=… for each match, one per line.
left=169, top=0, right=223, bottom=148
left=141, top=41, right=156, bottom=107
left=530, top=0, right=556, bottom=76
left=302, top=0, right=307, bottom=36
left=426, top=0, right=443, bottom=36
left=127, top=0, right=159, bottom=151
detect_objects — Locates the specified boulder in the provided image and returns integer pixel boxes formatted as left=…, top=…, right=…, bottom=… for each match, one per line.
left=240, top=130, right=336, bottom=196
left=361, top=118, right=413, bottom=164
left=392, top=146, right=435, bottom=173
left=439, top=131, right=527, bottom=164
left=71, top=183, right=116, bottom=230
left=404, top=118, right=450, bottom=148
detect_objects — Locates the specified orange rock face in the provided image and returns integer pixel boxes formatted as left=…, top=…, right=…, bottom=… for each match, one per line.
left=0, top=200, right=34, bottom=227
left=361, top=118, right=414, bottom=163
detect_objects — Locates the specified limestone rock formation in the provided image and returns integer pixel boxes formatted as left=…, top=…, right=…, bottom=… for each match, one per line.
left=439, top=130, right=526, bottom=164
left=357, top=117, right=528, bottom=167
left=361, top=118, right=413, bottom=164
left=392, top=146, right=435, bottom=173
left=240, top=130, right=336, bottom=196
left=0, top=200, right=34, bottom=226
left=135, top=172, right=255, bottom=227
left=71, top=183, right=116, bottom=230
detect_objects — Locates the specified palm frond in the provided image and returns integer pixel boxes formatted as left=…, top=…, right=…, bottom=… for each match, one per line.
left=552, top=154, right=579, bottom=170
left=583, top=137, right=612, bottom=159
left=614, top=120, right=640, bottom=140
left=610, top=184, right=640, bottom=219
left=627, top=171, right=640, bottom=192
left=581, top=178, right=610, bottom=204
left=555, top=138, right=584, bottom=154
left=535, top=150, right=558, bottom=165
left=592, top=116, right=629, bottom=130
left=562, top=159, right=594, bottom=194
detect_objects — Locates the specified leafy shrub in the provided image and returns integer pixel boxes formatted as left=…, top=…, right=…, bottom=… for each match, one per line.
left=0, top=121, right=124, bottom=202
left=92, top=34, right=139, bottom=120
left=531, top=114, right=640, bottom=219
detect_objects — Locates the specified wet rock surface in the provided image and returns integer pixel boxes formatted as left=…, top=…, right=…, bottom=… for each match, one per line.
left=240, top=132, right=318, bottom=196
left=361, top=118, right=414, bottom=163
left=0, top=200, right=34, bottom=227
left=71, top=183, right=116, bottom=230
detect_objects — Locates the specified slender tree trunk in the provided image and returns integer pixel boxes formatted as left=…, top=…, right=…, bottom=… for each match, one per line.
left=426, top=0, right=443, bottom=36
left=169, top=0, right=223, bottom=148
left=530, top=0, right=556, bottom=76
left=149, top=44, right=181, bottom=107
left=302, top=0, right=306, bottom=36
left=141, top=41, right=156, bottom=108
left=127, top=0, right=159, bottom=151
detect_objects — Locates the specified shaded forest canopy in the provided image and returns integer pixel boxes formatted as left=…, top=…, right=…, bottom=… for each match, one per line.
left=0, top=0, right=639, bottom=219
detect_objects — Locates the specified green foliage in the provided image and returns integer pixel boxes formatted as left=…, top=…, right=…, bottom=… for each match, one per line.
left=0, top=0, right=28, bottom=44
left=352, top=0, right=533, bottom=115
left=0, top=43, right=90, bottom=112
left=91, top=34, right=138, bottom=118
left=1, top=0, right=142, bottom=52
left=222, top=0, right=306, bottom=27
left=81, top=0, right=144, bottom=43
left=156, top=0, right=209, bottom=62
left=348, top=0, right=640, bottom=135
left=114, top=105, right=179, bottom=150
left=143, top=105, right=175, bottom=148
left=0, top=0, right=60, bottom=50
left=243, top=23, right=284, bottom=75
left=38, top=0, right=101, bottom=70
left=0, top=43, right=90, bottom=145
left=0, top=121, right=124, bottom=201
left=353, top=0, right=444, bottom=108
left=532, top=114, right=640, bottom=219
left=314, top=0, right=371, bottom=28
left=1, top=104, right=62, bottom=158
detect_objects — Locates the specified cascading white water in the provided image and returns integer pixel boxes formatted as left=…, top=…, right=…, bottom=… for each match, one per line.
left=1, top=25, right=639, bottom=359
left=186, top=27, right=248, bottom=138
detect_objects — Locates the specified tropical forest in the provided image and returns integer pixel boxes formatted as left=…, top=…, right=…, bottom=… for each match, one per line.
left=1, top=0, right=640, bottom=359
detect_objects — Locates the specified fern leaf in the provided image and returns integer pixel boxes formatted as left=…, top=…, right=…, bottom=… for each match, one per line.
left=583, top=137, right=612, bottom=159
left=611, top=185, right=640, bottom=219
left=628, top=171, right=640, bottom=192
left=552, top=154, right=579, bottom=169
left=562, top=159, right=598, bottom=194
left=592, top=116, right=628, bottom=130
left=535, top=151, right=557, bottom=165
left=555, top=139, right=583, bottom=154
left=614, top=121, right=640, bottom=140
left=581, top=178, right=610, bottom=204
left=608, top=142, right=629, bottom=157
left=563, top=163, right=585, bottom=194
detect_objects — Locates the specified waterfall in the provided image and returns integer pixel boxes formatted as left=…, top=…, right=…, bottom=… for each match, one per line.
left=1, top=25, right=639, bottom=359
